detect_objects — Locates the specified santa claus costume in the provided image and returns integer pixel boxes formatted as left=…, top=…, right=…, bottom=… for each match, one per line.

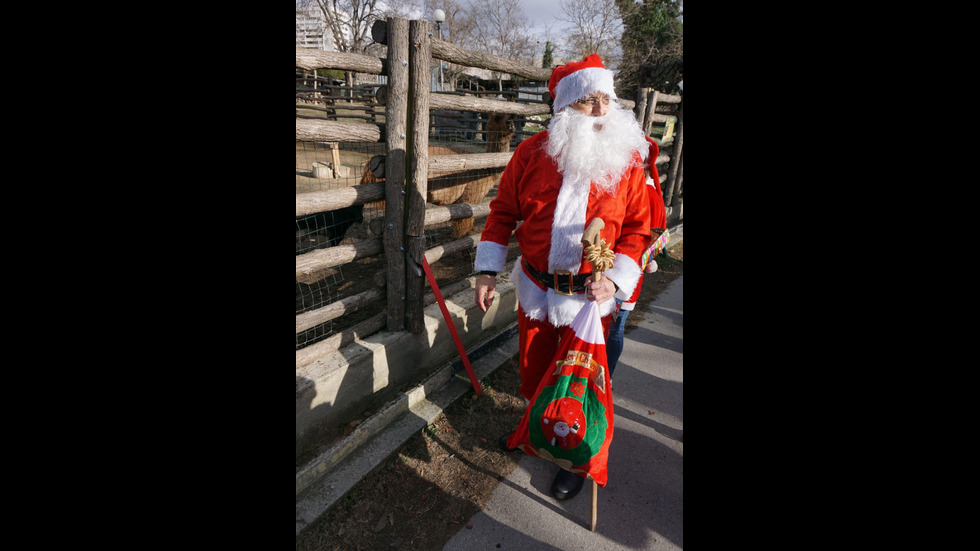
left=474, top=54, right=652, bottom=402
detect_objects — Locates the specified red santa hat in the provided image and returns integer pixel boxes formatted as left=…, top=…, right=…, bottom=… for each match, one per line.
left=548, top=54, right=618, bottom=114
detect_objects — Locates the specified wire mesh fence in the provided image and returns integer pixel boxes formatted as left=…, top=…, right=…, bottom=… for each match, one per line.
left=296, top=77, right=549, bottom=351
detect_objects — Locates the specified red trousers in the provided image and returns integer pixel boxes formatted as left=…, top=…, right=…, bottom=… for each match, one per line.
left=517, top=305, right=612, bottom=401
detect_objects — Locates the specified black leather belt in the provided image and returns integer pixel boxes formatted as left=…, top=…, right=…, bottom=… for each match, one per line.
left=522, top=258, right=590, bottom=296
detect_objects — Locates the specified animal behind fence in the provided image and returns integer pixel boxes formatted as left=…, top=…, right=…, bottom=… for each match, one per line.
left=356, top=112, right=516, bottom=240
left=449, top=113, right=515, bottom=238
left=295, top=204, right=365, bottom=254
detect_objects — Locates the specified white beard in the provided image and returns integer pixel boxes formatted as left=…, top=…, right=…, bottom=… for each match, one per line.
left=546, top=105, right=649, bottom=196
left=544, top=104, right=649, bottom=274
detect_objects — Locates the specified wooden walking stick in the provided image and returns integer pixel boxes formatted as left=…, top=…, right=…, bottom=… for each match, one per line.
left=591, top=479, right=598, bottom=531
left=581, top=218, right=614, bottom=531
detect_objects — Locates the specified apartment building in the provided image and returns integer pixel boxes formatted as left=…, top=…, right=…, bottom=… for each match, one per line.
left=296, top=5, right=335, bottom=51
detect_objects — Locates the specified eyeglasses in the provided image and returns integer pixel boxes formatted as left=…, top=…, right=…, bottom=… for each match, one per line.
left=574, top=96, right=611, bottom=106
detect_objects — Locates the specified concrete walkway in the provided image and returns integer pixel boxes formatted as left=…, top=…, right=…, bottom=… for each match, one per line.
left=444, top=274, right=684, bottom=550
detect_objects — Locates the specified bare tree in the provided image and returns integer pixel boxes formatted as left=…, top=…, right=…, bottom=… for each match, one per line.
left=464, top=0, right=537, bottom=89
left=297, top=0, right=422, bottom=90
left=422, top=0, right=473, bottom=45
left=557, top=0, right=623, bottom=69
left=421, top=0, right=477, bottom=89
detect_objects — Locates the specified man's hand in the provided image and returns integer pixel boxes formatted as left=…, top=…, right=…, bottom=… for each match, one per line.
left=584, top=275, right=616, bottom=304
left=475, top=274, right=496, bottom=312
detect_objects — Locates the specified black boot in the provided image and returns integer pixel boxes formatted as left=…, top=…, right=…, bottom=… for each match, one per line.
left=551, top=468, right=585, bottom=500
left=499, top=431, right=517, bottom=451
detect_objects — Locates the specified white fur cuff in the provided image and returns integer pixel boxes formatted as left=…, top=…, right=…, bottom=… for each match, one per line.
left=475, top=241, right=508, bottom=274
left=605, top=253, right=642, bottom=301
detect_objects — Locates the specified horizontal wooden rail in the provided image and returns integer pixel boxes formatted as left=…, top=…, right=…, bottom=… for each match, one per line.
left=424, top=234, right=480, bottom=265
left=428, top=151, right=513, bottom=175
left=301, top=114, right=379, bottom=123
left=295, top=48, right=384, bottom=74
left=430, top=92, right=550, bottom=116
left=296, top=118, right=380, bottom=143
left=296, top=238, right=383, bottom=284
left=653, top=92, right=682, bottom=103
left=430, top=38, right=553, bottom=82
left=295, top=101, right=381, bottom=113
left=423, top=201, right=492, bottom=226
left=296, top=183, right=385, bottom=217
left=296, top=285, right=386, bottom=334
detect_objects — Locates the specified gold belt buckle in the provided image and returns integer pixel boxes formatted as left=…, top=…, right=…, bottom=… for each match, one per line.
left=553, top=270, right=574, bottom=296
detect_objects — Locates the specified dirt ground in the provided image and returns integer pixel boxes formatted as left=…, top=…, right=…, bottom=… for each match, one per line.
left=295, top=241, right=684, bottom=551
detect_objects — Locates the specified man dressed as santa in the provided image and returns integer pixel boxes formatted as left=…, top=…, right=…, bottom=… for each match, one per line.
left=474, top=54, right=652, bottom=500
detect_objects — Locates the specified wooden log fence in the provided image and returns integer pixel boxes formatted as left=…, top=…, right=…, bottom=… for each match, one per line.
left=296, top=18, right=683, bottom=362
left=665, top=101, right=684, bottom=208
left=634, top=87, right=683, bottom=209
left=295, top=201, right=491, bottom=369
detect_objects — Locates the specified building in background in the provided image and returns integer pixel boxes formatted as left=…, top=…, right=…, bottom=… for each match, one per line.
left=296, top=5, right=336, bottom=51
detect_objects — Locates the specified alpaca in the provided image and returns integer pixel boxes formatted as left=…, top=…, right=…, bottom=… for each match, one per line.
left=448, top=112, right=516, bottom=238
left=357, top=112, right=517, bottom=239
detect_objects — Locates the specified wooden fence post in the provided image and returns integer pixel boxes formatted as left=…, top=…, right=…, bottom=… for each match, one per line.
left=384, top=18, right=409, bottom=331
left=664, top=100, right=683, bottom=207
left=671, top=149, right=683, bottom=206
left=405, top=19, right=431, bottom=334
left=644, top=89, right=659, bottom=135
left=634, top=87, right=648, bottom=126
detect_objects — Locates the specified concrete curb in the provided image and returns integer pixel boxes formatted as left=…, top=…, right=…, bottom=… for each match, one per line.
left=668, top=222, right=683, bottom=248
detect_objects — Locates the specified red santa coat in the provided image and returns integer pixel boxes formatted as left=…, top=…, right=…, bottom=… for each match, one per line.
left=623, top=137, right=669, bottom=307
left=475, top=130, right=651, bottom=327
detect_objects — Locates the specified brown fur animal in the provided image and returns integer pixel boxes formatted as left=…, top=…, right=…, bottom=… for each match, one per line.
left=449, top=113, right=515, bottom=238
left=359, top=112, right=517, bottom=239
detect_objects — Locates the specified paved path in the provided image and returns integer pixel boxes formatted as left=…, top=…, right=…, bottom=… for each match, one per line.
left=445, top=275, right=684, bottom=550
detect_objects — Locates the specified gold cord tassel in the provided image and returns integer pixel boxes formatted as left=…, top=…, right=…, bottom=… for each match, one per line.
left=584, top=239, right=615, bottom=273
left=581, top=218, right=614, bottom=280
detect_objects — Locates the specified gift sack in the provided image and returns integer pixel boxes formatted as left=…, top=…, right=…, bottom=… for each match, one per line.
left=506, top=300, right=615, bottom=486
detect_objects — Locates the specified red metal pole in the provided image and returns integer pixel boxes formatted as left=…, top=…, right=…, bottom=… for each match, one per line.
left=421, top=257, right=483, bottom=394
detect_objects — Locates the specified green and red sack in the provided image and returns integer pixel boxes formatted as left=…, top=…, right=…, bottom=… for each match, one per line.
left=505, top=300, right=615, bottom=486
